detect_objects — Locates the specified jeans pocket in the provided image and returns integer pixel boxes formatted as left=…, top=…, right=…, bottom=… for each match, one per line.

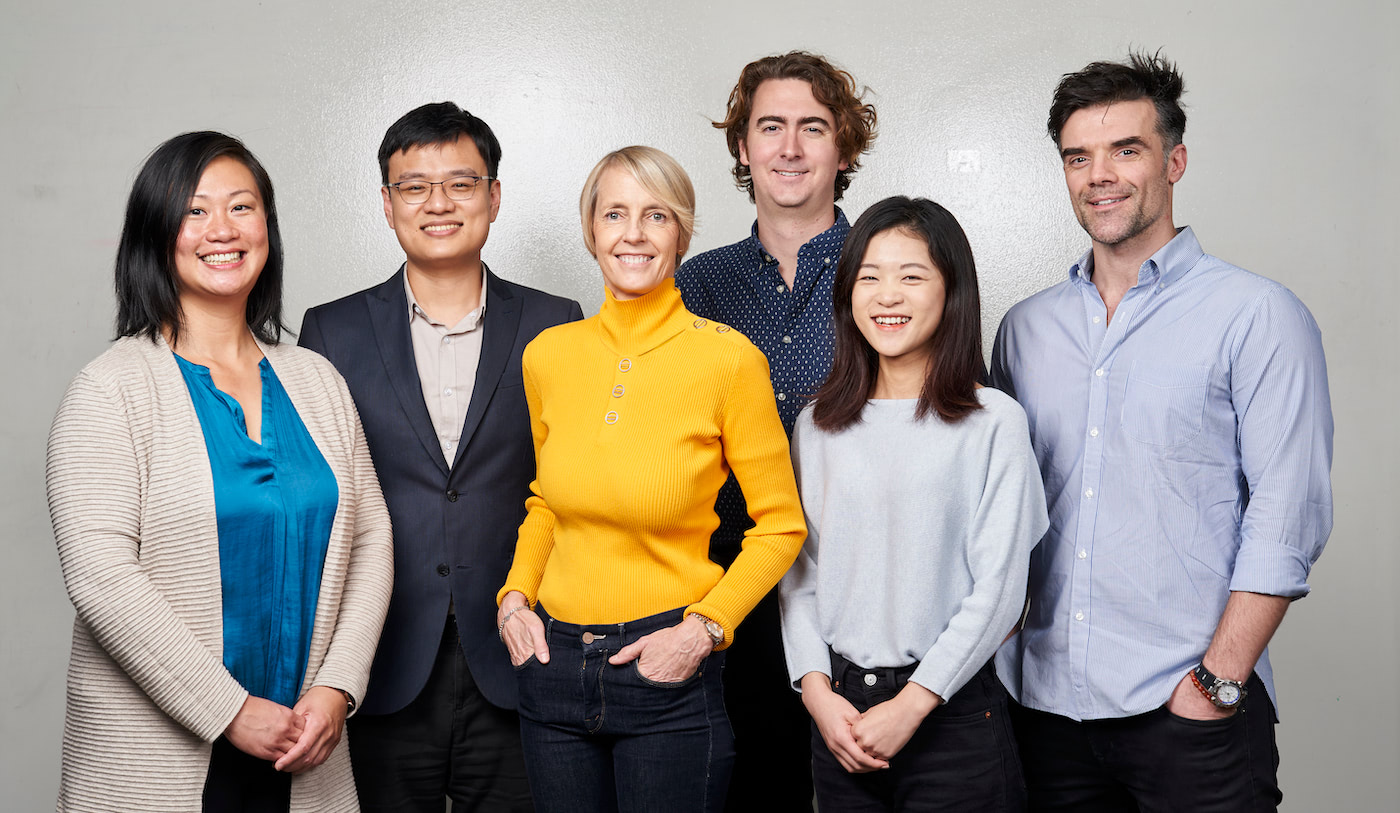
left=513, top=653, right=539, bottom=672
left=1161, top=704, right=1241, bottom=728
left=631, top=659, right=702, bottom=689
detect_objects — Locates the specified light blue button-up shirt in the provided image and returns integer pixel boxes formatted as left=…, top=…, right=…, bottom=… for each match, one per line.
left=991, top=227, right=1333, bottom=721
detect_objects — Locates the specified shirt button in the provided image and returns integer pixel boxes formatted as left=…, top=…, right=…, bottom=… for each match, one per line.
left=693, top=318, right=708, bottom=329
left=1092, top=316, right=1102, bottom=324
left=782, top=335, right=792, bottom=344
left=446, top=489, right=458, bottom=502
left=776, top=284, right=785, bottom=293
left=1078, top=549, right=1087, bottom=559
left=776, top=392, right=787, bottom=401
left=1075, top=610, right=1085, bottom=621
left=1084, top=488, right=1094, bottom=498
left=1095, top=368, right=1105, bottom=377
left=618, top=358, right=632, bottom=372
left=1089, top=427, right=1099, bottom=437
left=612, top=385, right=625, bottom=398
left=863, top=674, right=877, bottom=686
left=443, top=387, right=453, bottom=397
left=824, top=257, right=832, bottom=265
left=604, top=411, right=619, bottom=424
left=437, top=564, right=450, bottom=577
left=441, top=336, right=452, bottom=345
left=582, top=631, right=597, bottom=644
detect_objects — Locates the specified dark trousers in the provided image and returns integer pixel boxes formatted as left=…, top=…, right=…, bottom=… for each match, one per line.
left=812, top=654, right=1025, bottom=813
left=1011, top=673, right=1281, bottom=812
left=348, top=615, right=533, bottom=812
left=720, top=588, right=814, bottom=812
left=515, top=606, right=734, bottom=813
left=203, top=736, right=291, bottom=813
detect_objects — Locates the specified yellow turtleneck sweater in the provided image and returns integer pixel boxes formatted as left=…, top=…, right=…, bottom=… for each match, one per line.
left=497, top=279, right=805, bottom=647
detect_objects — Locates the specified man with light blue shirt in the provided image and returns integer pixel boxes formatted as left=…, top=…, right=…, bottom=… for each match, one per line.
left=991, top=52, right=1333, bottom=812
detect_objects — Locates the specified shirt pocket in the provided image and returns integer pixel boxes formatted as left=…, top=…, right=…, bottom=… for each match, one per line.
left=1119, top=361, right=1211, bottom=447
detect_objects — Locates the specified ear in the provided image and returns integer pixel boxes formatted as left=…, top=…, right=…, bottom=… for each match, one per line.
left=838, top=157, right=850, bottom=172
left=487, top=178, right=502, bottom=224
left=1166, top=143, right=1187, bottom=184
left=382, top=186, right=395, bottom=229
left=738, top=138, right=750, bottom=167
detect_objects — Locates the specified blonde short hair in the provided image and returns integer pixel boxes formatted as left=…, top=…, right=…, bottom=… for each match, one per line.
left=579, top=146, right=696, bottom=259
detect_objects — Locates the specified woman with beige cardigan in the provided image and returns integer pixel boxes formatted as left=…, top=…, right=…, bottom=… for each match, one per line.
left=46, top=132, right=393, bottom=812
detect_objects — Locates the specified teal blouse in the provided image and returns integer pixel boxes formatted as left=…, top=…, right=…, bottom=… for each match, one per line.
left=176, top=354, right=338, bottom=708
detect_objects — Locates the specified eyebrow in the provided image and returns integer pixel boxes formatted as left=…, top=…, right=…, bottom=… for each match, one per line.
left=859, top=261, right=933, bottom=270
left=192, top=188, right=255, bottom=198
left=755, top=114, right=832, bottom=128
left=1060, top=136, right=1150, bottom=159
left=394, top=169, right=478, bottom=181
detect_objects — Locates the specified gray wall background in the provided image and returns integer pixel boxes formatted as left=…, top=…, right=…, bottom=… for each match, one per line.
left=4, top=1, right=1395, bottom=808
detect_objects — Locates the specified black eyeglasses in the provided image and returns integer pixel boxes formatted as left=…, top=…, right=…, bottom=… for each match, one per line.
left=385, top=175, right=495, bottom=204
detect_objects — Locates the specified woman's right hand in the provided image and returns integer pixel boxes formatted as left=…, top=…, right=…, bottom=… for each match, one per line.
left=800, top=672, right=889, bottom=774
left=498, top=591, right=550, bottom=666
left=224, top=695, right=304, bottom=761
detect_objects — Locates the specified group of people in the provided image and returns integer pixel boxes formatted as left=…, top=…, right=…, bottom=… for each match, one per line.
left=46, top=48, right=1333, bottom=813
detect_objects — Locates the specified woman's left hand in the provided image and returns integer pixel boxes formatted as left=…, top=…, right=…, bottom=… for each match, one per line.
left=850, top=683, right=941, bottom=762
left=273, top=686, right=349, bottom=774
left=608, top=616, right=713, bottom=683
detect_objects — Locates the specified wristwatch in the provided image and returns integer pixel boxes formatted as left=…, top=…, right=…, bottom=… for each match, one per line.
left=687, top=613, right=724, bottom=647
left=1190, top=663, right=1247, bottom=709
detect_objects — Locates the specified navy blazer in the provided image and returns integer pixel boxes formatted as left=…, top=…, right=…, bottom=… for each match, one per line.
left=299, top=265, right=582, bottom=714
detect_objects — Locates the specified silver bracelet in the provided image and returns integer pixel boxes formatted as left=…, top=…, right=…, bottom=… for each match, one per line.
left=498, top=605, right=529, bottom=641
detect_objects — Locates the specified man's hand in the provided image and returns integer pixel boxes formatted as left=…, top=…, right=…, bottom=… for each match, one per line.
left=1165, top=671, right=1237, bottom=721
left=608, top=616, right=712, bottom=683
left=223, top=695, right=304, bottom=762
left=851, top=682, right=940, bottom=762
left=274, top=686, right=349, bottom=773
left=801, top=673, right=888, bottom=774
left=499, top=591, right=550, bottom=666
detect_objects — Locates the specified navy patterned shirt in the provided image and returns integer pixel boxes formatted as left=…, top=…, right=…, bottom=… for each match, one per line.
left=677, top=208, right=850, bottom=556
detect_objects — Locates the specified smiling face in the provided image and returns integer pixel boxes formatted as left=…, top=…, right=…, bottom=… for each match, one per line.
left=172, top=156, right=269, bottom=308
left=1060, top=98, right=1186, bottom=253
left=739, top=78, right=848, bottom=219
left=590, top=166, right=680, bottom=301
left=382, top=138, right=500, bottom=275
left=852, top=228, right=947, bottom=376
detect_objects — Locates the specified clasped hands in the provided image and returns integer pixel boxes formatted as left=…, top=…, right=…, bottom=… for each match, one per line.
left=497, top=591, right=712, bottom=683
left=223, top=685, right=348, bottom=773
left=801, top=672, right=941, bottom=774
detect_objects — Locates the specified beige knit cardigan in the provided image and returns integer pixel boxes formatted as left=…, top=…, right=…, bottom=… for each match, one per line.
left=46, top=335, right=394, bottom=812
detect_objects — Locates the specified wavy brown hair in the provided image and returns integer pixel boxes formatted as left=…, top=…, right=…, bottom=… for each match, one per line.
left=713, top=51, right=877, bottom=203
left=812, top=197, right=986, bottom=432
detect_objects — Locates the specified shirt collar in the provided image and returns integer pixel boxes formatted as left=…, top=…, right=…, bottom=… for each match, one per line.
left=1068, top=226, right=1204, bottom=290
left=404, top=266, right=488, bottom=331
left=744, top=207, right=851, bottom=264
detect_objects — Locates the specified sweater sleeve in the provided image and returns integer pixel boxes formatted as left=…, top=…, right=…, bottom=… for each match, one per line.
left=46, top=368, right=248, bottom=742
left=908, top=403, right=1049, bottom=700
left=686, top=344, right=806, bottom=647
left=778, top=411, right=831, bottom=689
left=308, top=392, right=394, bottom=713
left=497, top=342, right=556, bottom=607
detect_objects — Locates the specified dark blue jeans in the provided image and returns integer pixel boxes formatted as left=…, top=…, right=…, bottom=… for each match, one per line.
left=515, top=606, right=734, bottom=813
left=812, top=653, right=1026, bottom=812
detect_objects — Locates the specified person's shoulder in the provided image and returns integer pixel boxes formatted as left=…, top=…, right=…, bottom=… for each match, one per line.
left=1002, top=277, right=1074, bottom=326
left=975, top=386, right=1029, bottom=422
left=303, top=272, right=397, bottom=321
left=494, top=273, right=582, bottom=314
left=679, top=236, right=752, bottom=280
left=77, top=335, right=165, bottom=381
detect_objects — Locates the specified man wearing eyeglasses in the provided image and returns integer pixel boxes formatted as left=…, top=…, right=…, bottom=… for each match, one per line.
left=300, top=101, right=582, bottom=812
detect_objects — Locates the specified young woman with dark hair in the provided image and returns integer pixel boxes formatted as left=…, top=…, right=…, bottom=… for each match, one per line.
left=47, top=131, right=392, bottom=812
left=780, top=196, right=1048, bottom=812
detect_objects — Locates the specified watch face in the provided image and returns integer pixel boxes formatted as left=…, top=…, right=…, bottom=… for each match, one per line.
left=1216, top=683, right=1241, bottom=707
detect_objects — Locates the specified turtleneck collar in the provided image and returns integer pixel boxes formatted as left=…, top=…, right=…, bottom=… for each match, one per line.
left=598, top=278, right=692, bottom=355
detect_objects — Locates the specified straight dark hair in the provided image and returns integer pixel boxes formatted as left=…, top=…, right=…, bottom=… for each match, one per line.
left=812, top=196, right=985, bottom=432
left=115, top=131, right=286, bottom=346
left=378, top=102, right=502, bottom=185
left=1048, top=50, right=1187, bottom=153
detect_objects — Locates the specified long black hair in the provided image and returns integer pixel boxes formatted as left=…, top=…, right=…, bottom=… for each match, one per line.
left=114, top=131, right=285, bottom=346
left=812, top=196, right=985, bottom=432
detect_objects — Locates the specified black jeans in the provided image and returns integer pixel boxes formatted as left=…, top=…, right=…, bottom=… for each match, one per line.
left=515, top=606, right=734, bottom=813
left=812, top=653, right=1025, bottom=812
left=1011, top=673, right=1281, bottom=812
left=348, top=615, right=533, bottom=812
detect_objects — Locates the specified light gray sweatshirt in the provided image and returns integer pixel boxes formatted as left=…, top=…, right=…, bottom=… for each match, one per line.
left=779, top=389, right=1048, bottom=701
